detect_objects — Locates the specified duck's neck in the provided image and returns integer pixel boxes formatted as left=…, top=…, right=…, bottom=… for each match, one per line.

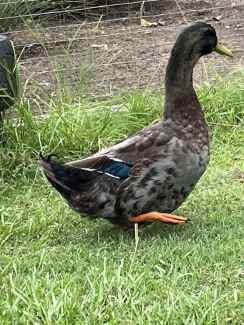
left=164, top=45, right=202, bottom=122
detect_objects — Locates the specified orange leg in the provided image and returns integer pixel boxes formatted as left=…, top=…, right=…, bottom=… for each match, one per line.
left=128, top=211, right=188, bottom=225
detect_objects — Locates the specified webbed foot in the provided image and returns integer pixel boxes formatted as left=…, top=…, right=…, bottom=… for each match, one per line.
left=128, top=212, right=188, bottom=224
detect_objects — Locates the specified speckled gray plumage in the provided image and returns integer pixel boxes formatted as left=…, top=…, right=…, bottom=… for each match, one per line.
left=40, top=22, right=220, bottom=227
left=94, top=116, right=208, bottom=226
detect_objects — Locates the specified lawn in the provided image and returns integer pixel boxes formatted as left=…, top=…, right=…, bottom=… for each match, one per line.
left=0, top=77, right=244, bottom=324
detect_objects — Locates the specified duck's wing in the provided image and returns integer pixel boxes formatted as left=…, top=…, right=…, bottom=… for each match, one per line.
left=40, top=121, right=174, bottom=220
left=87, top=121, right=172, bottom=165
left=39, top=154, right=133, bottom=219
left=65, top=155, right=132, bottom=180
left=65, top=119, right=173, bottom=167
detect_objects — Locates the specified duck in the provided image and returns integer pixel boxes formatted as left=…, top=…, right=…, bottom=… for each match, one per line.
left=0, top=35, right=18, bottom=125
left=40, top=22, right=232, bottom=228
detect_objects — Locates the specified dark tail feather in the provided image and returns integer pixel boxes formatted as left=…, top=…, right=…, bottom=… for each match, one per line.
left=39, top=153, right=102, bottom=197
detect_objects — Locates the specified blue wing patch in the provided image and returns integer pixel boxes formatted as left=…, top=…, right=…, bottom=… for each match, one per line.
left=97, top=159, right=132, bottom=179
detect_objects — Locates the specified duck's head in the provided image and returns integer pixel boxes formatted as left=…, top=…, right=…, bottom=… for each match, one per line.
left=174, top=22, right=233, bottom=63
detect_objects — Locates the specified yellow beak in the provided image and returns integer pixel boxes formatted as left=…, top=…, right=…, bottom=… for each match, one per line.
left=214, top=43, right=233, bottom=57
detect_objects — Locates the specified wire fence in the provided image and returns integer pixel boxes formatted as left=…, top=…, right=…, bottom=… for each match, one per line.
left=1, top=0, right=244, bottom=109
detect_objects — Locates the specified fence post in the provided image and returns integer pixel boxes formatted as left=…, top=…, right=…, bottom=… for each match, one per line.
left=0, top=35, right=19, bottom=124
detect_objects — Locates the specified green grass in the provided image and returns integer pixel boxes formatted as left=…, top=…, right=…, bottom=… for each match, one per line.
left=0, top=76, right=244, bottom=323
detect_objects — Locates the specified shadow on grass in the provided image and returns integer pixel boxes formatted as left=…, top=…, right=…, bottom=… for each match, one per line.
left=50, top=204, right=239, bottom=246
left=46, top=215, right=198, bottom=247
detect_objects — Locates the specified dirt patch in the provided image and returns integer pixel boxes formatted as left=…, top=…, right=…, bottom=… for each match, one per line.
left=4, top=0, right=244, bottom=111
